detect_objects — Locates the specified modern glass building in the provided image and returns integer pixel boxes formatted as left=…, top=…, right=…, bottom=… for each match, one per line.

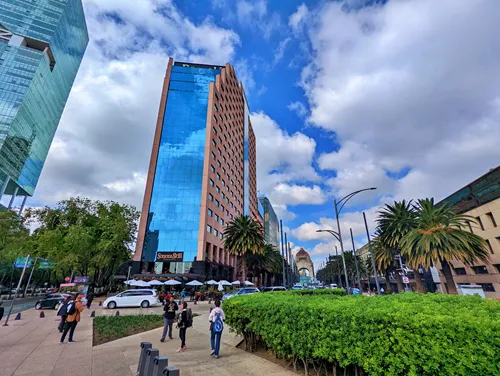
left=0, top=0, right=88, bottom=208
left=134, top=58, right=258, bottom=281
left=258, top=196, right=279, bottom=248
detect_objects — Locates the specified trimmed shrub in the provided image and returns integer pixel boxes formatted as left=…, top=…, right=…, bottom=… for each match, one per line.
left=93, top=314, right=163, bottom=346
left=224, top=293, right=500, bottom=376
left=289, top=288, right=347, bottom=296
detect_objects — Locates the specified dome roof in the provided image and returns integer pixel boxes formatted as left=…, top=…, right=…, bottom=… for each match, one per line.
left=296, top=248, right=310, bottom=258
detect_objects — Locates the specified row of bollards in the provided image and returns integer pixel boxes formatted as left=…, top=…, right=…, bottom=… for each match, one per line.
left=137, top=342, right=180, bottom=376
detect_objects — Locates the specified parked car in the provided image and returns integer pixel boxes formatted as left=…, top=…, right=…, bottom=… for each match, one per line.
left=292, top=284, right=304, bottom=290
left=262, top=286, right=287, bottom=292
left=103, top=289, right=158, bottom=309
left=35, top=293, right=72, bottom=310
left=222, top=287, right=260, bottom=301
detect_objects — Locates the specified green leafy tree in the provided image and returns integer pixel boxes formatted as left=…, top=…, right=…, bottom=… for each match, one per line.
left=400, top=198, right=489, bottom=294
left=317, top=252, right=367, bottom=288
left=246, top=243, right=284, bottom=286
left=223, top=215, right=264, bottom=282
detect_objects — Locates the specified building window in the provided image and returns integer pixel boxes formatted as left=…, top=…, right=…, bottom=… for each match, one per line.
left=208, top=209, right=212, bottom=217
left=215, top=200, right=220, bottom=207
left=221, top=205, right=225, bottom=212
left=230, top=214, right=233, bottom=219
left=220, top=219, right=224, bottom=225
left=222, top=179, right=225, bottom=186
left=211, top=152, right=215, bottom=159
left=210, top=165, right=215, bottom=173
left=476, top=216, right=485, bottom=231
left=211, top=139, right=216, bottom=146
left=214, top=229, right=218, bottom=236
left=479, top=283, right=495, bottom=292
left=471, top=265, right=488, bottom=275
left=217, top=173, right=220, bottom=180
left=218, top=148, right=222, bottom=155
left=214, top=104, right=217, bottom=112
left=214, top=214, right=219, bottom=221
left=216, top=186, right=220, bottom=193
left=219, top=233, right=223, bottom=240
left=487, top=239, right=494, bottom=254
left=486, top=212, right=497, bottom=227
left=454, top=267, right=467, bottom=275
left=207, top=225, right=212, bottom=233
left=213, top=115, right=217, bottom=122
left=208, top=194, right=213, bottom=201
left=221, top=192, right=225, bottom=199
left=213, top=128, right=217, bottom=135
left=218, top=137, right=222, bottom=143
left=217, top=160, right=221, bottom=167
left=226, top=210, right=230, bottom=216
left=209, top=179, right=214, bottom=186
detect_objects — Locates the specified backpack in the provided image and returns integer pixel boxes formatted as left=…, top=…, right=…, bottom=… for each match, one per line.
left=213, top=312, right=223, bottom=333
left=186, top=308, right=193, bottom=328
left=66, top=302, right=76, bottom=315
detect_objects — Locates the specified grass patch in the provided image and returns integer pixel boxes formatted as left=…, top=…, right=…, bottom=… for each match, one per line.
left=93, top=314, right=163, bottom=346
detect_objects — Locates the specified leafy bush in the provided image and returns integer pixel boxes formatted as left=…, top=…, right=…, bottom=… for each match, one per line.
left=93, top=314, right=164, bottom=346
left=223, top=293, right=500, bottom=376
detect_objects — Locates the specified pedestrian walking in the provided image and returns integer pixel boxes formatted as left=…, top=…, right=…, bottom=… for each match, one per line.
left=57, top=295, right=72, bottom=333
left=160, top=297, right=178, bottom=342
left=60, top=294, right=84, bottom=343
left=86, top=290, right=94, bottom=309
left=208, top=300, right=225, bottom=359
left=176, top=302, right=192, bottom=352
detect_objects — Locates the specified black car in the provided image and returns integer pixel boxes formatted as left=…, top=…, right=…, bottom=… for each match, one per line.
left=35, top=293, right=71, bottom=310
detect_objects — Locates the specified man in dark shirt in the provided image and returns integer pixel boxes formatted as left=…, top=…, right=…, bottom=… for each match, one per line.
left=160, top=297, right=178, bottom=342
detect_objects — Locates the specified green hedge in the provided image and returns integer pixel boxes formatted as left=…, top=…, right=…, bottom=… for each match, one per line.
left=223, top=293, right=500, bottom=376
left=93, top=314, right=164, bottom=346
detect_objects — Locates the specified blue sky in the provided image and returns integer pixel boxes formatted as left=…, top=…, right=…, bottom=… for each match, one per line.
left=19, top=0, right=500, bottom=272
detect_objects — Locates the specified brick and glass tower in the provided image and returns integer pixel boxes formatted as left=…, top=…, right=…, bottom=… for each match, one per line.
left=134, top=58, right=258, bottom=281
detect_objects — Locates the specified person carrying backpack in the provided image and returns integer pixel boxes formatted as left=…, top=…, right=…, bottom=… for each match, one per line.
left=60, top=294, right=84, bottom=344
left=57, top=295, right=72, bottom=333
left=208, top=300, right=225, bottom=358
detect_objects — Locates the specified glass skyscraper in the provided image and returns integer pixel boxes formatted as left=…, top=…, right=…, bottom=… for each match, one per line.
left=0, top=0, right=88, bottom=206
left=258, top=196, right=280, bottom=248
left=134, top=59, right=258, bottom=281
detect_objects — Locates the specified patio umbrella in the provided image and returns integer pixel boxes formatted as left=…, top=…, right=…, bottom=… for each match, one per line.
left=129, top=280, right=150, bottom=287
left=243, top=281, right=255, bottom=286
left=148, top=280, right=164, bottom=286
left=231, top=280, right=241, bottom=285
left=164, top=280, right=182, bottom=286
left=123, top=280, right=135, bottom=285
left=218, top=282, right=224, bottom=292
left=205, top=280, right=217, bottom=285
left=186, top=280, right=203, bottom=286
left=219, top=280, right=232, bottom=286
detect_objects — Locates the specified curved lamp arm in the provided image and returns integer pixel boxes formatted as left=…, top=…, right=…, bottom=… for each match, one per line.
left=336, top=187, right=377, bottom=215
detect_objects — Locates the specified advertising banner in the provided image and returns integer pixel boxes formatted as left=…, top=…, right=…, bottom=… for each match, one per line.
left=156, top=252, right=184, bottom=262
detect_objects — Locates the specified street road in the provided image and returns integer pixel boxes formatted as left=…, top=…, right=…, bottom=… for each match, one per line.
left=0, top=297, right=39, bottom=316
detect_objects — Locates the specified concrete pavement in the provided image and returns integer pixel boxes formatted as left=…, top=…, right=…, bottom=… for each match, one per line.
left=0, top=300, right=296, bottom=376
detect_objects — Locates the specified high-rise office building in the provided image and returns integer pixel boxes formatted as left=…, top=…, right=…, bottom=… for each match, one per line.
left=0, top=0, right=88, bottom=209
left=134, top=58, right=258, bottom=281
left=258, top=196, right=279, bottom=248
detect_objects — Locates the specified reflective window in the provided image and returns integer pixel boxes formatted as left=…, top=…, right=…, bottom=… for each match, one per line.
left=216, top=186, right=220, bottom=193
left=209, top=194, right=213, bottom=201
left=214, top=229, right=218, bottom=236
left=215, top=200, right=220, bottom=207
left=219, top=233, right=223, bottom=239
left=208, top=209, right=212, bottom=217
left=217, top=173, right=220, bottom=180
left=207, top=225, right=212, bottom=233
left=210, top=165, right=215, bottom=172
left=214, top=214, right=219, bottom=221
left=209, top=179, right=214, bottom=186
left=211, top=152, right=215, bottom=159
left=143, top=64, right=220, bottom=263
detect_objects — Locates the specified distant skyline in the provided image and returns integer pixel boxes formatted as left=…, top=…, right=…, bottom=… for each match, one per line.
left=14, top=0, right=500, bottom=272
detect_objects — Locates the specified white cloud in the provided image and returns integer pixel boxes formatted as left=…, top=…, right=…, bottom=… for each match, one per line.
left=299, top=0, right=500, bottom=205
left=272, top=37, right=291, bottom=67
left=288, top=101, right=308, bottom=118
left=234, top=59, right=255, bottom=92
left=289, top=4, right=309, bottom=32
left=32, top=0, right=240, bottom=208
left=270, top=183, right=327, bottom=206
left=236, top=0, right=281, bottom=39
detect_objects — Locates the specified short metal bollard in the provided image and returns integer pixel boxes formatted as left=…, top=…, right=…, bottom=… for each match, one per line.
left=144, top=348, right=160, bottom=376
left=115, top=310, right=120, bottom=316
left=152, top=356, right=168, bottom=376
left=163, top=366, right=180, bottom=376
left=39, top=311, right=45, bottom=318
left=90, top=310, right=95, bottom=318
left=14, top=312, right=21, bottom=320
left=137, top=342, right=152, bottom=376
left=99, top=301, right=102, bottom=306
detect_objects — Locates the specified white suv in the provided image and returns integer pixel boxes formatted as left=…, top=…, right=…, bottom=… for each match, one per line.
left=103, top=289, right=158, bottom=309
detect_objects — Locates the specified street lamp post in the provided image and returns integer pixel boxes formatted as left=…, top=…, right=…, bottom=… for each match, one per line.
left=316, top=230, right=344, bottom=287
left=363, top=211, right=381, bottom=295
left=350, top=228, right=362, bottom=292
left=334, top=188, right=376, bottom=292
left=334, top=245, right=342, bottom=287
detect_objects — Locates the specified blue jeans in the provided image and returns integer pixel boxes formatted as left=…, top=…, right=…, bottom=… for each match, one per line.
left=211, top=329, right=222, bottom=356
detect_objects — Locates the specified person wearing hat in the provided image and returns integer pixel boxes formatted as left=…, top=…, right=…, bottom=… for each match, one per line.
left=60, top=294, right=84, bottom=343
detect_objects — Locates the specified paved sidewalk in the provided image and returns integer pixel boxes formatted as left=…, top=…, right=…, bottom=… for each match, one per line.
left=0, top=301, right=295, bottom=376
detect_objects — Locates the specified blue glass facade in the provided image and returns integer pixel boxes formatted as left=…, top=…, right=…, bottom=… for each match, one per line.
left=141, top=65, right=221, bottom=273
left=259, top=196, right=280, bottom=248
left=0, top=0, right=88, bottom=196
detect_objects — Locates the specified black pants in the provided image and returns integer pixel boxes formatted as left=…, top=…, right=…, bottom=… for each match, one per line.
left=60, top=321, right=77, bottom=342
left=58, top=315, right=67, bottom=332
left=179, top=327, right=186, bottom=348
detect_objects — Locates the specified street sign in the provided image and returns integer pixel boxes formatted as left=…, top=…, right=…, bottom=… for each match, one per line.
left=39, top=260, right=54, bottom=269
left=402, top=276, right=410, bottom=284
left=14, top=257, right=31, bottom=268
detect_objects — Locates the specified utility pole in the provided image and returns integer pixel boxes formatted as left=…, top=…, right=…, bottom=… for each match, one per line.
left=350, top=228, right=362, bottom=292
left=363, top=212, right=380, bottom=295
left=280, top=220, right=286, bottom=288
left=23, top=257, right=38, bottom=298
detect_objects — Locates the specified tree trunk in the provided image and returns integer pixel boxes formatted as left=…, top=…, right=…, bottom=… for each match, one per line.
left=395, top=273, right=404, bottom=293
left=241, top=256, right=247, bottom=282
left=440, top=257, right=457, bottom=294
left=384, top=269, right=393, bottom=294
left=413, top=270, right=426, bottom=293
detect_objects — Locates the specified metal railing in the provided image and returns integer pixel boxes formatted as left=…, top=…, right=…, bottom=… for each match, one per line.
left=137, top=342, right=180, bottom=376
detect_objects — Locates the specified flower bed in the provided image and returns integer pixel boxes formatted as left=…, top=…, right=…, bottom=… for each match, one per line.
left=223, top=292, right=500, bottom=376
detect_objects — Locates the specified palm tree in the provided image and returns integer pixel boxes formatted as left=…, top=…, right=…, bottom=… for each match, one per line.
left=223, top=215, right=264, bottom=282
left=246, top=243, right=283, bottom=286
left=376, top=200, right=426, bottom=292
left=400, top=198, right=489, bottom=294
